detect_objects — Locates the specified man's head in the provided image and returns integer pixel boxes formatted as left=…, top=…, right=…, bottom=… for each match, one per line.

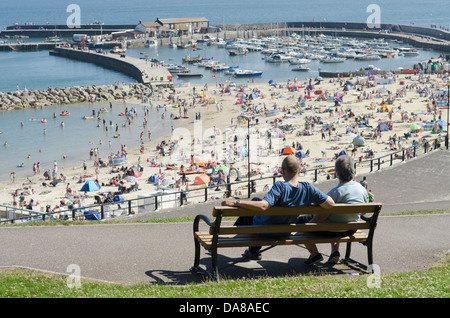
left=335, top=155, right=355, bottom=182
left=281, top=155, right=300, bottom=180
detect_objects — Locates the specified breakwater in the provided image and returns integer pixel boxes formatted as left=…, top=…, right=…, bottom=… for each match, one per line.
left=0, top=82, right=153, bottom=110
left=0, top=24, right=136, bottom=38
left=218, top=21, right=450, bottom=52
left=51, top=46, right=173, bottom=88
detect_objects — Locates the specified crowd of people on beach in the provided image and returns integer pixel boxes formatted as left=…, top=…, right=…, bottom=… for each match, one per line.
left=2, top=61, right=449, bottom=220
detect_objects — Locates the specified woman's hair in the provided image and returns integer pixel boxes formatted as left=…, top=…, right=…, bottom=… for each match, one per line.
left=335, top=155, right=355, bottom=182
left=281, top=155, right=300, bottom=176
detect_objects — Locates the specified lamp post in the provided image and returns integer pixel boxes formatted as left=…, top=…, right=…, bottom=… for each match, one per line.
left=447, top=81, right=450, bottom=149
left=239, top=115, right=251, bottom=198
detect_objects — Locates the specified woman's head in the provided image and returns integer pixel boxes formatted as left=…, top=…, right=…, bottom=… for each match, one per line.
left=335, top=155, right=355, bottom=182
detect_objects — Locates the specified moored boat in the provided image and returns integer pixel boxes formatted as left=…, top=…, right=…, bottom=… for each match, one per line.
left=292, top=68, right=310, bottom=72
left=177, top=72, right=204, bottom=78
left=233, top=69, right=263, bottom=77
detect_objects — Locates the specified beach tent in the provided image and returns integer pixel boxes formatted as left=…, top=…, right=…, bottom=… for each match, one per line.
left=80, top=179, right=101, bottom=192
left=338, top=150, right=348, bottom=157
left=296, top=151, right=306, bottom=158
left=127, top=166, right=142, bottom=178
left=272, top=127, right=285, bottom=138
left=282, top=146, right=296, bottom=155
left=377, top=122, right=390, bottom=131
left=84, top=211, right=101, bottom=221
left=410, top=123, right=421, bottom=131
left=379, top=104, right=391, bottom=112
left=352, top=135, right=365, bottom=146
left=124, top=175, right=138, bottom=184
left=192, top=158, right=206, bottom=167
left=113, top=195, right=124, bottom=202
left=194, top=174, right=210, bottom=185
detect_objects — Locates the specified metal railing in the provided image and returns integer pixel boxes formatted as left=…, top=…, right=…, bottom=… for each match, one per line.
left=0, top=134, right=447, bottom=224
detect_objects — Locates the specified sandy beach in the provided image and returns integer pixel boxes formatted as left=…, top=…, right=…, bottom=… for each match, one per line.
left=1, top=67, right=448, bottom=217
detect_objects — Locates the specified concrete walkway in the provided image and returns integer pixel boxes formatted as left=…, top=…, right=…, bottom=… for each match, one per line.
left=1, top=150, right=449, bottom=285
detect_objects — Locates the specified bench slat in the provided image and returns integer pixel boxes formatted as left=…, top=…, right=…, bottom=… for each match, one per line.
left=213, top=203, right=382, bottom=217
left=213, top=222, right=371, bottom=235
left=195, top=230, right=369, bottom=249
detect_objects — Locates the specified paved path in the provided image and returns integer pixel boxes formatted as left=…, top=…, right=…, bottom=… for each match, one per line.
left=1, top=150, right=449, bottom=285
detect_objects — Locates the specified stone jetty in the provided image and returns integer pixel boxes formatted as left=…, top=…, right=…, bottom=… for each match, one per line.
left=52, top=46, right=174, bottom=88
left=0, top=83, right=155, bottom=110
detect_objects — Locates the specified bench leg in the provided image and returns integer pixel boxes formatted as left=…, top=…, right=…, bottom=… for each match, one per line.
left=190, top=238, right=201, bottom=273
left=367, top=239, right=374, bottom=267
left=344, top=242, right=352, bottom=260
left=211, top=248, right=220, bottom=282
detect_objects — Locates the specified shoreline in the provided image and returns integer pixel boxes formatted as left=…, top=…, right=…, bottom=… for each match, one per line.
left=1, top=69, right=449, bottom=216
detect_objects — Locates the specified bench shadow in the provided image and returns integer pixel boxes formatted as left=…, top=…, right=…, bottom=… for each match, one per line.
left=144, top=253, right=365, bottom=285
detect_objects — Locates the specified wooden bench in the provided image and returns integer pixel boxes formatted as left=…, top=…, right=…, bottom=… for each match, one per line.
left=190, top=202, right=382, bottom=281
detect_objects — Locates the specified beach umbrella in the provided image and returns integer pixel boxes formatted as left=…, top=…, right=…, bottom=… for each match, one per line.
left=80, top=179, right=101, bottom=192
left=194, top=173, right=210, bottom=185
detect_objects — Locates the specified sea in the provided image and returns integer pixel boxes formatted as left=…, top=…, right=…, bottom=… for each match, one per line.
left=0, top=0, right=449, bottom=182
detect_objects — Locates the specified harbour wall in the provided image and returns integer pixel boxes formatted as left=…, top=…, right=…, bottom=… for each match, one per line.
left=1, top=24, right=136, bottom=38
left=52, top=47, right=173, bottom=89
left=53, top=47, right=146, bottom=84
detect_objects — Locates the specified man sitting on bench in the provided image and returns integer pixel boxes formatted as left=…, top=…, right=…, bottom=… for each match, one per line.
left=221, top=155, right=335, bottom=261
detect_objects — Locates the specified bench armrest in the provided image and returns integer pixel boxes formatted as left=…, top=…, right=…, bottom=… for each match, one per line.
left=193, top=214, right=215, bottom=233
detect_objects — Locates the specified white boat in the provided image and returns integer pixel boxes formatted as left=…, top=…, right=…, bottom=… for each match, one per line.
left=354, top=54, right=381, bottom=61
left=145, top=39, right=158, bottom=47
left=233, top=69, right=263, bottom=77
left=110, top=46, right=126, bottom=54
left=320, top=57, right=346, bottom=63
left=215, top=39, right=227, bottom=47
left=288, top=58, right=311, bottom=65
left=265, top=54, right=291, bottom=63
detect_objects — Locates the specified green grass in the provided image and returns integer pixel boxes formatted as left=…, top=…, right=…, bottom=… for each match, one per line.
left=0, top=253, right=448, bottom=298
left=1, top=209, right=448, bottom=298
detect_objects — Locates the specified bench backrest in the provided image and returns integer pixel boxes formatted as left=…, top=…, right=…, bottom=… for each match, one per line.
left=210, top=203, right=382, bottom=236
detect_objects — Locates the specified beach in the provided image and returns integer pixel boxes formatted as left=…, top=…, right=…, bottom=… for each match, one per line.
left=0, top=68, right=448, bottom=217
